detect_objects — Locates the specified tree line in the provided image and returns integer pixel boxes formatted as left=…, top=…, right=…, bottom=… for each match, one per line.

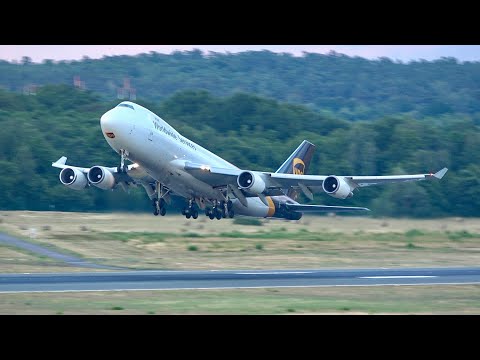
left=0, top=84, right=478, bottom=217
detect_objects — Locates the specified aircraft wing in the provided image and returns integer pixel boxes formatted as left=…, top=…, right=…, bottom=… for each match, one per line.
left=52, top=156, right=154, bottom=191
left=52, top=156, right=89, bottom=172
left=183, top=161, right=242, bottom=187
left=268, top=168, right=448, bottom=189
left=181, top=160, right=448, bottom=198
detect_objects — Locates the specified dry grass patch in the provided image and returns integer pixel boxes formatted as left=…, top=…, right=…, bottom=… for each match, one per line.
left=2, top=211, right=480, bottom=271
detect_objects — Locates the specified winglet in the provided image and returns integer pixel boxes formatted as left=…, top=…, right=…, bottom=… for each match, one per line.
left=433, top=167, right=448, bottom=179
left=52, top=156, right=67, bottom=167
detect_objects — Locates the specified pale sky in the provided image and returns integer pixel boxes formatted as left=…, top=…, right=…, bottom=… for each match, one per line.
left=1, top=45, right=480, bottom=63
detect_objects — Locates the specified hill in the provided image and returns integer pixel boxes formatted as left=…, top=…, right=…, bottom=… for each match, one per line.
left=2, top=50, right=480, bottom=122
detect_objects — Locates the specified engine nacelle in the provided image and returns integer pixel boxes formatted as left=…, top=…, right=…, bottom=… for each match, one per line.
left=322, top=175, right=354, bottom=199
left=237, top=171, right=266, bottom=194
left=59, top=167, right=88, bottom=190
left=87, top=166, right=116, bottom=190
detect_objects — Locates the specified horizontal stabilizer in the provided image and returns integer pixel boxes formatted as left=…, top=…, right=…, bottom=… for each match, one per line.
left=433, top=167, right=448, bottom=179
left=285, top=203, right=370, bottom=212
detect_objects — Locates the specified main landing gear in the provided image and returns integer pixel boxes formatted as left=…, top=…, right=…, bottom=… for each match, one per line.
left=153, top=198, right=166, bottom=216
left=205, top=200, right=234, bottom=220
left=182, top=199, right=198, bottom=219
left=152, top=181, right=169, bottom=216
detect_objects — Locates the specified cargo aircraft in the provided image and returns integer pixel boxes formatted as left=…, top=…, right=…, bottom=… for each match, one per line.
left=52, top=101, right=448, bottom=220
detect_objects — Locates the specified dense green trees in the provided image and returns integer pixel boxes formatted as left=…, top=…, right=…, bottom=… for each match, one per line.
left=0, top=84, right=477, bottom=217
left=2, top=51, right=480, bottom=122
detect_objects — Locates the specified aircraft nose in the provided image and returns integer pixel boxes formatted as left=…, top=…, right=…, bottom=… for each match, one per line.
left=100, top=108, right=132, bottom=140
left=100, top=109, right=115, bottom=132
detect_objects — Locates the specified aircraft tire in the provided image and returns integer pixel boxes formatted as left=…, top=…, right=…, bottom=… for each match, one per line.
left=159, top=198, right=166, bottom=209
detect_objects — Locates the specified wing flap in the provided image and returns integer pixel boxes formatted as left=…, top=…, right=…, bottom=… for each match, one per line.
left=182, top=161, right=241, bottom=187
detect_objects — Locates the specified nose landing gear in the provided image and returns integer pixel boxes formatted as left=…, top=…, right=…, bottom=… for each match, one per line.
left=153, top=198, right=166, bottom=216
left=118, top=149, right=129, bottom=173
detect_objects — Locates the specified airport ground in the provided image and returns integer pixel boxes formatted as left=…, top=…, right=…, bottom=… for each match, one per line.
left=1, top=211, right=480, bottom=314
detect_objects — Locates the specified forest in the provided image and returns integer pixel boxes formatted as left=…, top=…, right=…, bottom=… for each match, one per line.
left=2, top=50, right=480, bottom=122
left=0, top=81, right=478, bottom=217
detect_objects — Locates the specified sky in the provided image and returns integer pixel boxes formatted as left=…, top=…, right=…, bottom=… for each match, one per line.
left=1, top=45, right=480, bottom=63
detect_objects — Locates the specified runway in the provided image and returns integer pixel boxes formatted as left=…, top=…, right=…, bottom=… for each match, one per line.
left=1, top=267, right=480, bottom=293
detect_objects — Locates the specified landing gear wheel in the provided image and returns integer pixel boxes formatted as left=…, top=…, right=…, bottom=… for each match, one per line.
left=192, top=210, right=198, bottom=219
left=215, top=209, right=222, bottom=220
left=160, top=207, right=166, bottom=216
left=228, top=210, right=234, bottom=218
left=153, top=199, right=160, bottom=216
left=209, top=213, right=215, bottom=220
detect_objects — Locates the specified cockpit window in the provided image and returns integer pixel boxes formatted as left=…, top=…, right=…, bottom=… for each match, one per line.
left=117, top=103, right=135, bottom=110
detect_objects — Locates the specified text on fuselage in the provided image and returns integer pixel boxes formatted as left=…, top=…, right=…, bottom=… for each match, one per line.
left=151, top=115, right=197, bottom=151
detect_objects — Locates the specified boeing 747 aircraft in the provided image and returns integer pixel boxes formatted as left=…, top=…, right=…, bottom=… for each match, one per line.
left=52, top=101, right=448, bottom=220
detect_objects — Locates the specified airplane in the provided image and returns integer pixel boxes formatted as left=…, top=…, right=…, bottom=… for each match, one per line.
left=52, top=101, right=448, bottom=221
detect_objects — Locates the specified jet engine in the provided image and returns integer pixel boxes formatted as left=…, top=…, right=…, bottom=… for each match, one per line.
left=237, top=171, right=266, bottom=194
left=322, top=175, right=354, bottom=199
left=87, top=166, right=116, bottom=190
left=59, top=167, right=88, bottom=190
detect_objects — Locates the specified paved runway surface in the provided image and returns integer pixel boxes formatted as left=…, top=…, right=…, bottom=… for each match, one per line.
left=1, top=267, right=480, bottom=293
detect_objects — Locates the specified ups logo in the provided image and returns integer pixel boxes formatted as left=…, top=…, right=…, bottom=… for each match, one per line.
left=293, top=158, right=305, bottom=175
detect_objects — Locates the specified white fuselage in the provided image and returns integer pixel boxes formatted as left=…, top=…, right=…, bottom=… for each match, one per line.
left=99, top=102, right=275, bottom=217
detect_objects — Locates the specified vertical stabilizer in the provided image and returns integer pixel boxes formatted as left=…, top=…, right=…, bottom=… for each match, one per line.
left=275, top=140, right=316, bottom=200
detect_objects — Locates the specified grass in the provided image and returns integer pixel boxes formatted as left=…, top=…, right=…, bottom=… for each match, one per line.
left=218, top=230, right=335, bottom=241
left=447, top=230, right=479, bottom=241
left=2, top=212, right=480, bottom=272
left=233, top=217, right=263, bottom=226
left=1, top=285, right=480, bottom=314
left=56, top=231, right=171, bottom=243
left=405, top=229, right=425, bottom=237
left=2, top=211, right=480, bottom=314
left=182, top=232, right=203, bottom=238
